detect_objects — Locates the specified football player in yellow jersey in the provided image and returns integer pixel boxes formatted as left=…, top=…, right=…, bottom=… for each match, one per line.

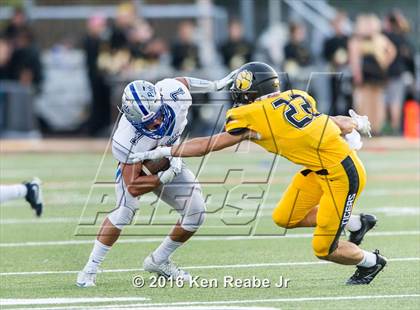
left=130, top=62, right=387, bottom=285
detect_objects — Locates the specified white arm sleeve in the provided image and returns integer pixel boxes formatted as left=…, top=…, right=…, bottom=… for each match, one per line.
left=184, top=77, right=216, bottom=93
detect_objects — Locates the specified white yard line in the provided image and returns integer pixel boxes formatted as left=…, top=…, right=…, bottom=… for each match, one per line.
left=0, top=187, right=418, bottom=209
left=1, top=230, right=419, bottom=248
left=0, top=297, right=149, bottom=306
left=7, top=294, right=420, bottom=310
left=74, top=294, right=420, bottom=309
left=0, top=257, right=418, bottom=277
left=10, top=306, right=278, bottom=310
left=2, top=204, right=419, bottom=224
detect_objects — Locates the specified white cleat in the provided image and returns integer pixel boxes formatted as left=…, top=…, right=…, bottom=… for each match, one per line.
left=143, top=255, right=191, bottom=282
left=76, top=271, right=97, bottom=288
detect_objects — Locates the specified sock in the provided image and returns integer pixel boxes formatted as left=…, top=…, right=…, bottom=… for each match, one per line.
left=83, top=240, right=111, bottom=273
left=345, top=214, right=362, bottom=232
left=152, top=236, right=183, bottom=265
left=357, top=250, right=377, bottom=268
left=0, top=184, right=27, bottom=204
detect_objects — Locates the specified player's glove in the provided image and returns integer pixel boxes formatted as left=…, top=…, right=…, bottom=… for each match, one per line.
left=170, top=157, right=183, bottom=175
left=157, top=157, right=182, bottom=184
left=185, top=69, right=238, bottom=93
left=214, top=69, right=239, bottom=91
left=345, top=129, right=363, bottom=151
left=349, top=109, right=372, bottom=137
left=157, top=168, right=176, bottom=184
left=130, top=146, right=172, bottom=163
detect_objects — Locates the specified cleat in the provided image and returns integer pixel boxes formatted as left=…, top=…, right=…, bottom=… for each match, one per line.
left=143, top=255, right=191, bottom=282
left=349, top=213, right=377, bottom=245
left=346, top=250, right=387, bottom=285
left=76, top=271, right=97, bottom=288
left=23, top=177, right=43, bottom=217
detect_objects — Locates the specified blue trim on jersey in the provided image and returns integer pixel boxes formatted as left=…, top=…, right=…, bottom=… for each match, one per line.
left=116, top=165, right=122, bottom=180
left=129, top=84, right=149, bottom=116
left=165, top=105, right=176, bottom=136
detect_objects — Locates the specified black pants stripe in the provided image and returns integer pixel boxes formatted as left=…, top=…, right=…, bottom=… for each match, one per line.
left=328, top=155, right=360, bottom=254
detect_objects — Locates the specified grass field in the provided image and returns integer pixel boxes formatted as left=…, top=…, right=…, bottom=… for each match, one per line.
left=1, top=143, right=419, bottom=309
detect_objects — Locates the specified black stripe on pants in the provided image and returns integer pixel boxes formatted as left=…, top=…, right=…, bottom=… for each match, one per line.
left=328, top=156, right=360, bottom=254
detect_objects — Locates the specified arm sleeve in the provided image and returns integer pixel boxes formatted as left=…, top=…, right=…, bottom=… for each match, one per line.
left=183, top=77, right=216, bottom=93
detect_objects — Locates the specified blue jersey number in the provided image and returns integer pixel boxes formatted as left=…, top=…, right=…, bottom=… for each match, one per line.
left=170, top=88, right=185, bottom=102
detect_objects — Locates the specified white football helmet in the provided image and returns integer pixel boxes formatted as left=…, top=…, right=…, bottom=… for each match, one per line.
left=121, top=80, right=174, bottom=139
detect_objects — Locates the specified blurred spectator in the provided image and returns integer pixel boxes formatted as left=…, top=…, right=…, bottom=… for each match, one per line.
left=349, top=14, right=396, bottom=135
left=83, top=14, right=111, bottom=136
left=171, top=21, right=201, bottom=71
left=323, top=12, right=352, bottom=115
left=383, top=10, right=415, bottom=134
left=7, top=27, right=43, bottom=93
left=283, top=22, right=314, bottom=92
left=219, top=19, right=253, bottom=70
left=128, top=20, right=166, bottom=67
left=109, top=2, right=136, bottom=51
left=0, top=36, right=12, bottom=79
left=254, top=24, right=287, bottom=70
left=284, top=22, right=312, bottom=74
left=3, top=7, right=28, bottom=42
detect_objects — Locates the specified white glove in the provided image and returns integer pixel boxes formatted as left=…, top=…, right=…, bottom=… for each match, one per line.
left=349, top=109, right=372, bottom=137
left=129, top=146, right=172, bottom=163
left=214, top=69, right=239, bottom=91
left=157, top=168, right=176, bottom=185
left=345, top=129, right=363, bottom=150
left=170, top=157, right=183, bottom=175
left=157, top=157, right=182, bottom=184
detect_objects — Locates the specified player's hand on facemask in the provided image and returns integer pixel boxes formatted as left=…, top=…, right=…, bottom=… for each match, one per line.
left=129, top=146, right=172, bottom=163
left=214, top=69, right=239, bottom=91
left=349, top=109, right=372, bottom=137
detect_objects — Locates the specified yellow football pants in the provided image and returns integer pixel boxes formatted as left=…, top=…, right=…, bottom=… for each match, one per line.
left=272, top=152, right=367, bottom=257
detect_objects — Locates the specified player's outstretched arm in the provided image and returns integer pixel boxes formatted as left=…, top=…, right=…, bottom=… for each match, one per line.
left=175, top=69, right=238, bottom=93
left=171, top=131, right=248, bottom=157
left=330, top=115, right=357, bottom=135
left=130, top=131, right=254, bottom=162
left=330, top=110, right=372, bottom=137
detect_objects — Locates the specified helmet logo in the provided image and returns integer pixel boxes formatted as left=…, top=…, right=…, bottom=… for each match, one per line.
left=235, top=70, right=253, bottom=91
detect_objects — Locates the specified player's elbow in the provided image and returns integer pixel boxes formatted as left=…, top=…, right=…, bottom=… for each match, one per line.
left=126, top=185, right=142, bottom=197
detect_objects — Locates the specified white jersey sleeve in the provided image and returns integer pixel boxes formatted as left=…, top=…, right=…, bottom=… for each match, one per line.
left=156, top=78, right=192, bottom=115
left=155, top=78, right=192, bottom=146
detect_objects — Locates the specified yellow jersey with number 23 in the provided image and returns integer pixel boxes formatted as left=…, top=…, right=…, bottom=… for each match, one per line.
left=225, top=89, right=352, bottom=171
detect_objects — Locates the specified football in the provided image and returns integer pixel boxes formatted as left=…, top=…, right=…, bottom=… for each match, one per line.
left=140, top=158, right=171, bottom=176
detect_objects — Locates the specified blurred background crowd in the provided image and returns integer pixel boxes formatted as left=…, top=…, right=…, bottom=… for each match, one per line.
left=0, top=0, right=418, bottom=139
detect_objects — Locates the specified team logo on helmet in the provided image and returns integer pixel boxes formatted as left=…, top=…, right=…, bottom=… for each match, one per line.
left=235, top=70, right=253, bottom=91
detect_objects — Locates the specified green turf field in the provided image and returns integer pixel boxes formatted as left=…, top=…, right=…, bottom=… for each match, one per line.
left=1, top=147, right=419, bottom=309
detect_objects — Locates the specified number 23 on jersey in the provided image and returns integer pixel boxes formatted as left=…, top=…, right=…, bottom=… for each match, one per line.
left=271, top=93, right=321, bottom=129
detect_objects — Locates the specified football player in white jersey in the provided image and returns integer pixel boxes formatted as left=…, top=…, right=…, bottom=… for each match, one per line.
left=77, top=71, right=236, bottom=287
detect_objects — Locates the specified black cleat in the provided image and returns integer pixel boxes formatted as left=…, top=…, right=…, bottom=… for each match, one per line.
left=346, top=250, right=387, bottom=285
left=24, top=177, right=43, bottom=217
left=349, top=213, right=377, bottom=245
